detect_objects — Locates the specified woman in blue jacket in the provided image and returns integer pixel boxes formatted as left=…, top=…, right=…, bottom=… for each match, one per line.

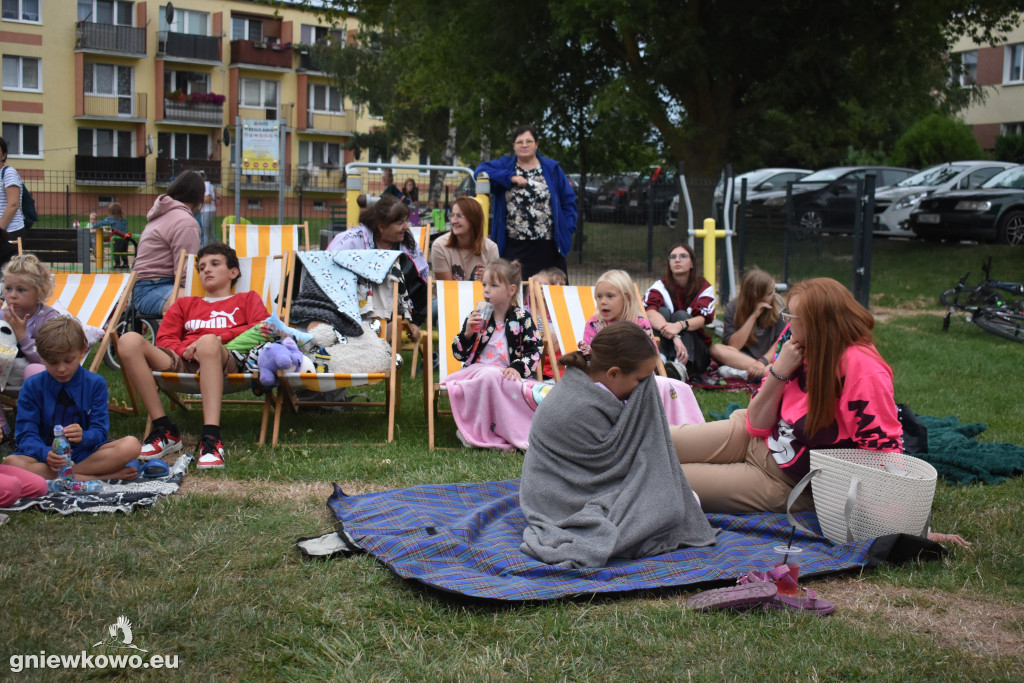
left=474, top=124, right=577, bottom=281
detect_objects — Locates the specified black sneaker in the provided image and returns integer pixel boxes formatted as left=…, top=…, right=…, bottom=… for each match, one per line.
left=197, top=435, right=226, bottom=470
left=139, top=426, right=182, bottom=460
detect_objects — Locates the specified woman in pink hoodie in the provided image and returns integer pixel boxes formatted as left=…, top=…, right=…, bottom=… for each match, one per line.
left=131, top=170, right=204, bottom=316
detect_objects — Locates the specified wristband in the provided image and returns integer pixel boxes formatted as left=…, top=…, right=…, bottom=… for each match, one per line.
left=683, top=319, right=690, bottom=331
left=768, top=366, right=792, bottom=382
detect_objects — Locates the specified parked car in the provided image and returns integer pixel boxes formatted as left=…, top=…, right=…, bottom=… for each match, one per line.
left=626, top=165, right=678, bottom=225
left=873, top=161, right=1017, bottom=238
left=747, top=166, right=916, bottom=234
left=590, top=172, right=638, bottom=223
left=568, top=173, right=606, bottom=221
left=908, top=165, right=1024, bottom=245
left=665, top=167, right=813, bottom=229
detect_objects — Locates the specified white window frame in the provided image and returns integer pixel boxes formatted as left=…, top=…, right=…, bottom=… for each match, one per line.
left=239, top=77, right=278, bottom=109
left=2, top=0, right=41, bottom=23
left=1, top=123, right=42, bottom=158
left=78, top=127, right=134, bottom=157
left=300, top=24, right=343, bottom=46
left=307, top=82, right=343, bottom=115
left=83, top=62, right=134, bottom=98
left=1006, top=43, right=1024, bottom=84
left=957, top=50, right=977, bottom=87
left=231, top=16, right=263, bottom=42
left=1001, top=122, right=1024, bottom=136
left=165, top=69, right=209, bottom=95
left=157, top=131, right=209, bottom=160
left=160, top=5, right=208, bottom=36
left=78, top=0, right=134, bottom=26
left=2, top=55, right=41, bottom=92
left=299, top=140, right=342, bottom=169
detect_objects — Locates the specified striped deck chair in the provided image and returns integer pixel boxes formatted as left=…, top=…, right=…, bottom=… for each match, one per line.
left=271, top=251, right=401, bottom=445
left=147, top=251, right=286, bottom=444
left=222, top=222, right=310, bottom=255
left=402, top=223, right=431, bottom=376
left=531, top=282, right=667, bottom=381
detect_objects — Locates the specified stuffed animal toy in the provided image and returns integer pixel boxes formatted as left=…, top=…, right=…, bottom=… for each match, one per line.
left=226, top=313, right=315, bottom=353
left=257, top=338, right=314, bottom=387
left=303, top=321, right=392, bottom=375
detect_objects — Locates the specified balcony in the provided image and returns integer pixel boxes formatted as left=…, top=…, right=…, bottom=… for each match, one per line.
left=163, top=97, right=225, bottom=126
left=239, top=104, right=292, bottom=125
left=81, top=93, right=147, bottom=121
left=230, top=40, right=293, bottom=69
left=158, top=31, right=221, bottom=62
left=76, top=21, right=146, bottom=56
left=305, top=111, right=353, bottom=135
left=156, top=158, right=221, bottom=185
left=298, top=50, right=333, bottom=73
left=75, top=155, right=147, bottom=185
left=294, top=165, right=345, bottom=193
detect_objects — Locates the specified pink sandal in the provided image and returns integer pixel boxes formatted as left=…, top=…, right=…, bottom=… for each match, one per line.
left=687, top=582, right=777, bottom=611
left=737, top=567, right=835, bottom=615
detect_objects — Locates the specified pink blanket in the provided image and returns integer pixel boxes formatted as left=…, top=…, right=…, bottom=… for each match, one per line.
left=443, top=366, right=705, bottom=451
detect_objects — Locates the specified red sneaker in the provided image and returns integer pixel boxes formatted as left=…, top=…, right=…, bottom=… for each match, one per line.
left=197, top=436, right=226, bottom=470
left=139, top=427, right=182, bottom=460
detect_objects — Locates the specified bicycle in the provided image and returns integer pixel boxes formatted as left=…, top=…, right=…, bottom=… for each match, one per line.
left=103, top=301, right=161, bottom=371
left=940, top=256, right=1024, bottom=342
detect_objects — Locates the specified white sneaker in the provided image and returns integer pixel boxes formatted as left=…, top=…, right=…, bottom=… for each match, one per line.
left=718, top=365, right=749, bottom=380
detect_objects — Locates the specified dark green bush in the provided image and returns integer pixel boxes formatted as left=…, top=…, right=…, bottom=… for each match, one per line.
left=889, top=113, right=983, bottom=167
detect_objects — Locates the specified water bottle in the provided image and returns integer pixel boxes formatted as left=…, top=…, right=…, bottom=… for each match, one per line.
left=53, top=425, right=73, bottom=480
left=48, top=478, right=104, bottom=494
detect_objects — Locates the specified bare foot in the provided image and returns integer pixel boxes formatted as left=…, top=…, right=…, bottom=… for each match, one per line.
left=928, top=531, right=970, bottom=547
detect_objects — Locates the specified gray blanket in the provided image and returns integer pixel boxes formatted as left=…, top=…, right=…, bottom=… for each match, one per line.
left=520, top=367, right=716, bottom=568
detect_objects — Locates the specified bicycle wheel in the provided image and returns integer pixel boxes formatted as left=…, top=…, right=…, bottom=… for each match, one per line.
left=939, top=288, right=958, bottom=307
left=973, top=310, right=1024, bottom=343
left=104, top=316, right=158, bottom=370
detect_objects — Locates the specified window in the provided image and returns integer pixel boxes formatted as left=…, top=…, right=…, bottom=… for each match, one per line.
left=308, top=83, right=342, bottom=114
left=2, top=0, right=40, bottom=22
left=78, top=0, right=133, bottom=25
left=957, top=50, right=977, bottom=87
left=246, top=198, right=262, bottom=210
left=300, top=24, right=343, bottom=45
left=299, top=140, right=341, bottom=169
left=1006, top=44, right=1024, bottom=84
left=231, top=16, right=263, bottom=42
left=1, top=123, right=41, bottom=157
left=83, top=62, right=134, bottom=115
left=240, top=78, right=278, bottom=108
left=157, top=131, right=209, bottom=160
left=159, top=6, right=207, bottom=35
left=2, top=55, right=40, bottom=91
left=1002, top=122, right=1024, bottom=136
left=78, top=127, right=133, bottom=157
left=164, top=69, right=209, bottom=95
left=312, top=200, right=326, bottom=210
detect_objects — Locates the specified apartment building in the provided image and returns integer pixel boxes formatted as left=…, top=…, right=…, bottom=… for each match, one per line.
left=0, top=0, right=398, bottom=209
left=952, top=24, right=1024, bottom=150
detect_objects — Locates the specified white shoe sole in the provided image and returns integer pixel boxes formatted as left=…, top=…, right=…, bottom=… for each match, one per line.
left=138, top=439, right=182, bottom=461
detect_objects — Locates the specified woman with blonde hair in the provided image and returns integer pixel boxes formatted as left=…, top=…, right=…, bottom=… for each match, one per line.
left=670, top=277, right=902, bottom=514
left=430, top=196, right=499, bottom=282
left=710, top=268, right=786, bottom=380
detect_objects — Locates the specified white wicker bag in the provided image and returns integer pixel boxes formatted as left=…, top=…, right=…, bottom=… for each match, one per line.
left=785, top=449, right=938, bottom=544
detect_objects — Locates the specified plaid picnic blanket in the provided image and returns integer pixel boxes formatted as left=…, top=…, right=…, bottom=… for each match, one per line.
left=0, top=455, right=192, bottom=516
left=326, top=479, right=940, bottom=601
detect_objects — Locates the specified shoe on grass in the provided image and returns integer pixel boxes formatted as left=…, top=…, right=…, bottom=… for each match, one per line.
left=197, top=436, right=226, bottom=470
left=139, top=426, right=182, bottom=460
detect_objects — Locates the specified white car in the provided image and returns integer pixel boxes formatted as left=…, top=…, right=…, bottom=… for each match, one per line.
left=873, top=161, right=1018, bottom=237
left=666, top=167, right=812, bottom=229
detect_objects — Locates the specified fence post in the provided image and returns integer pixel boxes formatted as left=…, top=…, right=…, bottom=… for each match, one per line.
left=736, top=177, right=748, bottom=275
left=474, top=173, right=490, bottom=237
left=78, top=229, right=90, bottom=275
left=346, top=175, right=362, bottom=229
left=646, top=174, right=655, bottom=273
left=852, top=174, right=875, bottom=308
left=782, top=181, right=794, bottom=284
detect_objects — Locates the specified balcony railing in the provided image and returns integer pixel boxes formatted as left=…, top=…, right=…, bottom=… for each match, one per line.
left=156, top=158, right=221, bottom=185
left=82, top=92, right=147, bottom=119
left=306, top=111, right=352, bottom=134
left=239, top=104, right=292, bottom=125
left=298, top=50, right=333, bottom=73
left=75, top=155, right=147, bottom=184
left=294, top=165, right=345, bottom=193
left=230, top=39, right=293, bottom=68
left=76, top=21, right=146, bottom=55
left=158, top=31, right=221, bottom=62
left=163, top=99, right=224, bottom=126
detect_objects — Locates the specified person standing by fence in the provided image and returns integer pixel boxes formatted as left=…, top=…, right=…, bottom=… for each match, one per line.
left=475, top=124, right=577, bottom=282
left=199, top=170, right=218, bottom=246
left=0, top=137, right=26, bottom=270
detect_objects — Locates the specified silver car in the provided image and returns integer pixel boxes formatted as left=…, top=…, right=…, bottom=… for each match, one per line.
left=873, top=161, right=1018, bottom=237
left=666, top=167, right=812, bottom=229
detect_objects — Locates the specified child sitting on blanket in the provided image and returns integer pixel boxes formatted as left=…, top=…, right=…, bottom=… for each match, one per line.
left=578, top=269, right=704, bottom=426
left=443, top=259, right=544, bottom=450
left=2, top=317, right=142, bottom=484
left=520, top=322, right=716, bottom=568
left=709, top=267, right=786, bottom=381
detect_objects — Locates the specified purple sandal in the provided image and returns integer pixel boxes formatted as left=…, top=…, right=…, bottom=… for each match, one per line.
left=687, top=582, right=778, bottom=611
left=736, top=567, right=835, bottom=615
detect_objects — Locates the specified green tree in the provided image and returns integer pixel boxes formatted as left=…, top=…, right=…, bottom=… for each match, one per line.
left=993, top=133, right=1024, bottom=163
left=889, top=113, right=985, bottom=168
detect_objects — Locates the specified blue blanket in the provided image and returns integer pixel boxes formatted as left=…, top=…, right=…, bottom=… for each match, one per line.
left=327, top=479, right=937, bottom=601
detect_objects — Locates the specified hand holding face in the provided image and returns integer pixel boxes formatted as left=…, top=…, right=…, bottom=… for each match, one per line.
left=773, top=338, right=804, bottom=378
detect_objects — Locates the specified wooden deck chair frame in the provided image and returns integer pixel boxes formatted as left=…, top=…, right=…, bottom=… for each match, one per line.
left=271, top=250, right=401, bottom=445
left=142, top=250, right=287, bottom=444
left=1, top=268, right=137, bottom=415
left=222, top=222, right=310, bottom=255
left=424, top=278, right=543, bottom=449
left=404, top=223, right=431, bottom=377
left=530, top=281, right=667, bottom=382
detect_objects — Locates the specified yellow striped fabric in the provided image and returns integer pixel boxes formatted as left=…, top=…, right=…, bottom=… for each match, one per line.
left=180, top=255, right=281, bottom=314
left=541, top=285, right=597, bottom=353
left=436, top=279, right=484, bottom=381
left=224, top=224, right=303, bottom=257
left=47, top=273, right=132, bottom=329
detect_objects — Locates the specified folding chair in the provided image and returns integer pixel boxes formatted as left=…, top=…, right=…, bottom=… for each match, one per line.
left=269, top=251, right=401, bottom=445
left=531, top=282, right=667, bottom=381
left=409, top=224, right=429, bottom=263
left=146, top=251, right=286, bottom=444
left=0, top=270, right=137, bottom=415
left=222, top=222, right=310, bottom=255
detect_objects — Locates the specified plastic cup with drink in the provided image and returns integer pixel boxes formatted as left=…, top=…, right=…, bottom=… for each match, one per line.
left=772, top=545, right=802, bottom=596
left=474, top=301, right=494, bottom=332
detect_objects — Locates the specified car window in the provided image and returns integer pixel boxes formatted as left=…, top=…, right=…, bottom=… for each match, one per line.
left=800, top=169, right=846, bottom=182
left=897, top=165, right=964, bottom=187
left=965, top=167, right=1008, bottom=188
left=878, top=169, right=911, bottom=185
left=981, top=166, right=1024, bottom=189
left=840, top=170, right=867, bottom=183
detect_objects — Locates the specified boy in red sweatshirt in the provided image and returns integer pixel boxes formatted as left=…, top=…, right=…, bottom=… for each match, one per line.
left=118, top=243, right=268, bottom=469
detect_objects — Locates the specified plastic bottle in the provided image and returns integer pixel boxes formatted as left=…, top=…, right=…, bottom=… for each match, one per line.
left=48, top=478, right=104, bottom=494
left=53, top=425, right=73, bottom=480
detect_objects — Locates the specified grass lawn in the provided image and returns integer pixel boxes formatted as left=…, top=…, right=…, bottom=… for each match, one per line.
left=3, top=240, right=1023, bottom=679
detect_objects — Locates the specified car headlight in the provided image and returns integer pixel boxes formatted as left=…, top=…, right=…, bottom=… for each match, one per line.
left=954, top=200, right=992, bottom=211
left=893, top=192, right=927, bottom=210
left=764, top=197, right=786, bottom=207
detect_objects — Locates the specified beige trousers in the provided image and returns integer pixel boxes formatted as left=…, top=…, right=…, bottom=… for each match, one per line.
left=671, top=409, right=813, bottom=514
